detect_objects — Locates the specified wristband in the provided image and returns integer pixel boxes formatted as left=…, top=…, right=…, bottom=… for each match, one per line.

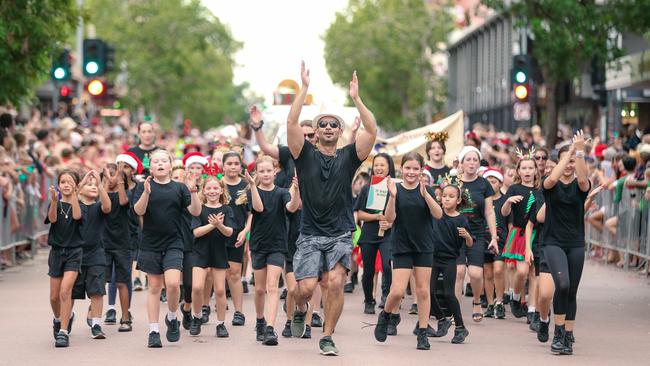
left=250, top=120, right=264, bottom=132
left=576, top=150, right=585, bottom=158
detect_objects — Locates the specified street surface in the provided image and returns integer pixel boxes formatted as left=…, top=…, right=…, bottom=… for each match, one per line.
left=1, top=251, right=648, bottom=365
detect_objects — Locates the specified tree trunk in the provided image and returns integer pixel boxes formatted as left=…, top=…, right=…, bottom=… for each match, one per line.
left=544, top=78, right=559, bottom=148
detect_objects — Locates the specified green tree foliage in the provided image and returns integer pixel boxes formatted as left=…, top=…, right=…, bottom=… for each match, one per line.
left=89, top=0, right=254, bottom=129
left=323, top=0, right=453, bottom=131
left=0, top=0, right=81, bottom=105
left=485, top=0, right=650, bottom=146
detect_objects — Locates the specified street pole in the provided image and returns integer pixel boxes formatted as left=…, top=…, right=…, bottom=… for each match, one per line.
left=75, top=0, right=84, bottom=115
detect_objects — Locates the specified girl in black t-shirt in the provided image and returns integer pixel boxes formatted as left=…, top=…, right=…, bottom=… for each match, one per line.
left=429, top=184, right=473, bottom=344
left=423, top=135, right=450, bottom=185
left=249, top=156, right=300, bottom=345
left=133, top=149, right=201, bottom=348
left=189, top=176, right=234, bottom=338
left=354, top=153, right=395, bottom=315
left=541, top=132, right=591, bottom=356
left=501, top=155, right=540, bottom=319
left=374, top=152, right=442, bottom=351
left=47, top=170, right=85, bottom=348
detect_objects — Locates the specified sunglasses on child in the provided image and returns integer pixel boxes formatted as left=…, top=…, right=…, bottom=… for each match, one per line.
left=304, top=133, right=315, bottom=139
left=318, top=119, right=340, bottom=129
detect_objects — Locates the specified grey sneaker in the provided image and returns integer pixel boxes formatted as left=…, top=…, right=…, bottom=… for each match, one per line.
left=165, top=316, right=181, bottom=342
left=319, top=336, right=339, bottom=356
left=291, top=302, right=310, bottom=338
left=281, top=320, right=292, bottom=338
left=91, top=324, right=106, bottom=339
left=216, top=323, right=229, bottom=338
left=55, top=331, right=69, bottom=348
left=302, top=324, right=312, bottom=339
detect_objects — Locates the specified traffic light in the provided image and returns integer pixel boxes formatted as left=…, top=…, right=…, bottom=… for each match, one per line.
left=83, top=39, right=111, bottom=77
left=512, top=55, right=531, bottom=102
left=51, top=50, right=71, bottom=81
left=59, top=84, right=73, bottom=98
left=87, top=79, right=106, bottom=97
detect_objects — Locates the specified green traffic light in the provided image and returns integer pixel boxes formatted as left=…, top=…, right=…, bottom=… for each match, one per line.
left=85, top=61, right=99, bottom=75
left=53, top=67, right=66, bottom=80
left=515, top=71, right=527, bottom=83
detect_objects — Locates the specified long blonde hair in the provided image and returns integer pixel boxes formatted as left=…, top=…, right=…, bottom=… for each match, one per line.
left=513, top=158, right=540, bottom=188
left=200, top=176, right=230, bottom=205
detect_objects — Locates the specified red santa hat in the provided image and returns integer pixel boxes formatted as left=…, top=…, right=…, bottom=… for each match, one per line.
left=182, top=151, right=208, bottom=168
left=482, top=168, right=503, bottom=182
left=116, top=152, right=144, bottom=174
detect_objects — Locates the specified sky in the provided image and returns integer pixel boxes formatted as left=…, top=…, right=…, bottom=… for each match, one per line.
left=203, top=0, right=349, bottom=108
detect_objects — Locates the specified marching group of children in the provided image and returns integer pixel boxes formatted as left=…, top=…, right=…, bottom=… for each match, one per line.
left=46, top=118, right=592, bottom=356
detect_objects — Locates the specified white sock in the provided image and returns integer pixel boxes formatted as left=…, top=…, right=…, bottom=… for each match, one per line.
left=54, top=317, right=61, bottom=322
left=107, top=305, right=116, bottom=311
left=167, top=312, right=177, bottom=321
left=59, top=329, right=68, bottom=335
left=92, top=318, right=101, bottom=327
left=512, top=293, right=521, bottom=301
left=508, top=288, right=514, bottom=295
left=149, top=323, right=160, bottom=333
left=194, top=313, right=202, bottom=319
left=540, top=317, right=549, bottom=323
left=528, top=306, right=536, bottom=313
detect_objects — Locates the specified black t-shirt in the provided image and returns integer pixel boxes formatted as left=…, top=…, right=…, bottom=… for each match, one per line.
left=287, top=209, right=301, bottom=258
left=491, top=194, right=509, bottom=246
left=276, top=145, right=296, bottom=189
left=46, top=202, right=84, bottom=249
left=126, top=185, right=141, bottom=249
left=133, top=180, right=191, bottom=252
left=225, top=179, right=252, bottom=246
left=392, top=183, right=437, bottom=254
left=250, top=186, right=291, bottom=254
left=127, top=145, right=157, bottom=177
left=354, top=184, right=392, bottom=245
left=504, top=184, right=540, bottom=228
left=179, top=209, right=194, bottom=252
left=541, top=178, right=589, bottom=248
left=424, top=165, right=450, bottom=185
left=102, top=192, right=130, bottom=251
left=191, top=205, right=234, bottom=252
left=80, top=201, right=106, bottom=266
left=433, top=212, right=472, bottom=263
left=294, top=141, right=362, bottom=236
left=460, top=176, right=494, bottom=240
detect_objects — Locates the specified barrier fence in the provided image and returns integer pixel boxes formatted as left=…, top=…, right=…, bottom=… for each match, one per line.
left=1, top=176, right=52, bottom=265
left=585, top=186, right=650, bottom=272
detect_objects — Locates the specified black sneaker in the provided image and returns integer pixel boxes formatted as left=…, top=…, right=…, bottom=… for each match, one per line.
left=311, top=312, right=323, bottom=328
left=53, top=319, right=61, bottom=340
left=412, top=323, right=436, bottom=337
left=480, top=294, right=488, bottom=308
left=562, top=331, right=574, bottom=355
left=181, top=306, right=192, bottom=330
left=551, top=325, right=566, bottom=354
left=416, top=328, right=430, bottom=350
left=373, top=311, right=390, bottom=342
left=242, top=280, right=249, bottom=294
left=281, top=320, right=292, bottom=338
left=495, top=303, right=506, bottom=319
left=133, top=277, right=143, bottom=291
left=567, top=332, right=576, bottom=343
left=503, top=292, right=511, bottom=305
left=529, top=312, right=540, bottom=332
left=280, top=288, right=288, bottom=300
left=510, top=300, right=526, bottom=318
left=291, top=302, right=310, bottom=337
left=67, top=311, right=75, bottom=334
left=364, top=300, right=376, bottom=315
left=104, top=309, right=116, bottom=325
left=160, top=288, right=167, bottom=303
left=232, top=311, right=245, bottom=326
left=451, top=326, right=469, bottom=344
left=433, top=318, right=452, bottom=337
left=91, top=324, right=106, bottom=339
left=216, top=323, right=229, bottom=338
left=378, top=295, right=386, bottom=309
left=201, top=305, right=210, bottom=324
left=262, top=326, right=278, bottom=346
left=408, top=304, right=418, bottom=315
left=118, top=320, right=132, bottom=332
left=256, top=318, right=267, bottom=341
left=302, top=324, right=312, bottom=339
left=190, top=316, right=202, bottom=336
left=526, top=312, right=534, bottom=324
left=165, top=316, right=181, bottom=342
left=484, top=304, right=495, bottom=318
left=537, top=320, right=550, bottom=342
left=387, top=313, right=401, bottom=336
left=148, top=331, right=162, bottom=348
left=55, top=331, right=69, bottom=348
left=319, top=336, right=339, bottom=356
left=344, top=282, right=354, bottom=293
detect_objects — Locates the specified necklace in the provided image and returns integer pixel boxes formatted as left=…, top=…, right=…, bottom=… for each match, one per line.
left=60, top=202, right=72, bottom=219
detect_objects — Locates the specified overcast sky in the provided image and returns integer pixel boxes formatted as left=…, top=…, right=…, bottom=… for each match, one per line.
left=203, top=0, right=350, bottom=108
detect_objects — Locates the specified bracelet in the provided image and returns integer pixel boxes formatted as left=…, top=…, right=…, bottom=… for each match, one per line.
left=576, top=150, right=585, bottom=158
left=250, top=120, right=264, bottom=131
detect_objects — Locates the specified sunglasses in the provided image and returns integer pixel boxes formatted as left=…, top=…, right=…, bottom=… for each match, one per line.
left=534, top=155, right=548, bottom=161
left=304, top=133, right=315, bottom=139
left=318, top=119, right=340, bottom=129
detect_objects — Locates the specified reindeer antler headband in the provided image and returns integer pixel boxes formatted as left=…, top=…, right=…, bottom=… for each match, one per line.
left=515, top=146, right=536, bottom=161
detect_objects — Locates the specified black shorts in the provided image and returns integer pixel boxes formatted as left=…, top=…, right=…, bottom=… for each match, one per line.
left=251, top=251, right=285, bottom=270
left=192, top=248, right=229, bottom=269
left=48, top=247, right=83, bottom=277
left=457, top=238, right=486, bottom=267
left=539, top=251, right=550, bottom=274
left=72, top=265, right=106, bottom=299
left=392, top=252, right=433, bottom=269
left=285, top=261, right=294, bottom=274
left=136, top=249, right=183, bottom=275
left=226, top=245, right=245, bottom=264
left=105, top=249, right=132, bottom=284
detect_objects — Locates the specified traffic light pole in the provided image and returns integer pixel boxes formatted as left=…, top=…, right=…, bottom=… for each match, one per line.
left=52, top=80, right=59, bottom=113
left=75, top=0, right=84, bottom=114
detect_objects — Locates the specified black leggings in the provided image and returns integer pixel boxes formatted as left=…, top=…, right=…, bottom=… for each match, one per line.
left=182, top=251, right=193, bottom=304
left=543, top=245, right=584, bottom=321
left=359, top=241, right=392, bottom=303
left=430, top=260, right=464, bottom=327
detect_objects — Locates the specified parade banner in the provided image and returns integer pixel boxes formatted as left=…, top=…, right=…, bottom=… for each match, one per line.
left=366, top=175, right=389, bottom=237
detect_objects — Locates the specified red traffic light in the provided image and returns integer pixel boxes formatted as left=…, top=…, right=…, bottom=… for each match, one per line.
left=60, top=85, right=72, bottom=97
left=87, top=79, right=105, bottom=96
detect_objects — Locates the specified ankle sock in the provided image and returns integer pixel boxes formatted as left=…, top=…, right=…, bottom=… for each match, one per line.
left=92, top=318, right=100, bottom=327
left=107, top=305, right=116, bottom=311
left=149, top=323, right=160, bottom=333
left=512, top=293, right=521, bottom=301
left=528, top=306, right=536, bottom=313
left=167, top=312, right=177, bottom=321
